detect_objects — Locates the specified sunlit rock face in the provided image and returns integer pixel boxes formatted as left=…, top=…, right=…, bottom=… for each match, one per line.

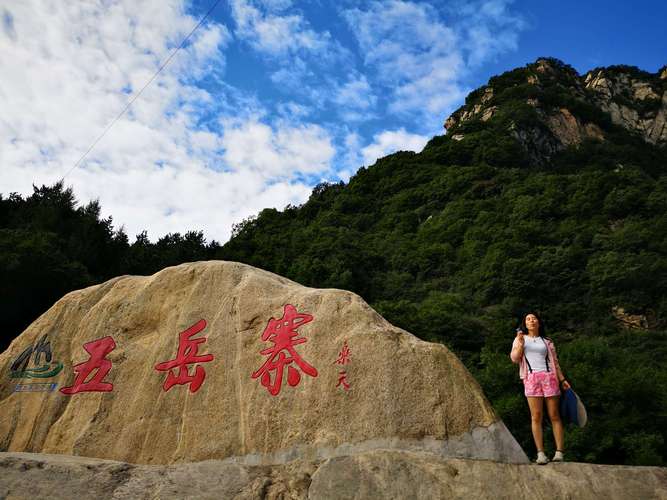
left=0, top=261, right=526, bottom=465
left=444, top=58, right=667, bottom=165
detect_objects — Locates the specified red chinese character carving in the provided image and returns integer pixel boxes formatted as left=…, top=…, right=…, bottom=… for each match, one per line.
left=154, top=319, right=214, bottom=393
left=336, top=371, right=350, bottom=391
left=252, top=304, right=318, bottom=396
left=334, top=341, right=352, bottom=391
left=334, top=340, right=351, bottom=365
left=60, top=336, right=116, bottom=395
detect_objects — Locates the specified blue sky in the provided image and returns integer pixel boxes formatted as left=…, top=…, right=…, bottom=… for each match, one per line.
left=484, top=1, right=667, bottom=74
left=1, top=0, right=665, bottom=242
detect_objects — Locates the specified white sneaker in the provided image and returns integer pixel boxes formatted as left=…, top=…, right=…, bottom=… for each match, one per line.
left=552, top=451, right=564, bottom=462
left=536, top=451, right=549, bottom=465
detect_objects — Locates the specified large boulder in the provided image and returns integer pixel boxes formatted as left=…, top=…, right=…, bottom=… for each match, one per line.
left=0, top=261, right=526, bottom=465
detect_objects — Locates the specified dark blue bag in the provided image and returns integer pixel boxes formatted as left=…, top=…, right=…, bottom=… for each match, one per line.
left=560, top=388, right=587, bottom=427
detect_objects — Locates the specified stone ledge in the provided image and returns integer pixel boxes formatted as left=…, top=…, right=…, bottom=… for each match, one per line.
left=2, top=449, right=666, bottom=500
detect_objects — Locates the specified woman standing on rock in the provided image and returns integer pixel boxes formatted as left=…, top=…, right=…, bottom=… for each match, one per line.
left=510, top=312, right=570, bottom=464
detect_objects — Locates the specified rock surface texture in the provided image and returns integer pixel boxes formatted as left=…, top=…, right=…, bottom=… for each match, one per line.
left=443, top=58, right=667, bottom=164
left=584, top=68, right=667, bottom=144
left=1, top=450, right=666, bottom=500
left=0, top=261, right=525, bottom=465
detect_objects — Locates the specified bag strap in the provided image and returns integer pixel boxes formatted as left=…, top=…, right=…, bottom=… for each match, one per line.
left=524, top=353, right=533, bottom=373
left=542, top=337, right=551, bottom=372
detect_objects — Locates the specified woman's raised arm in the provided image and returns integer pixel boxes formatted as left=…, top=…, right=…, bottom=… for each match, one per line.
left=510, top=331, right=524, bottom=364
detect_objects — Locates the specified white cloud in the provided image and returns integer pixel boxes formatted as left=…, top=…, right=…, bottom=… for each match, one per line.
left=343, top=0, right=463, bottom=123
left=337, top=132, right=364, bottom=181
left=230, top=0, right=330, bottom=56
left=0, top=0, right=528, bottom=245
left=62, top=163, right=312, bottom=243
left=271, top=64, right=376, bottom=122
left=221, top=120, right=335, bottom=179
left=390, top=62, right=469, bottom=115
left=0, top=1, right=335, bottom=242
left=258, top=0, right=294, bottom=12
left=232, top=0, right=355, bottom=118
left=275, top=101, right=312, bottom=120
left=270, top=57, right=315, bottom=91
left=360, top=129, right=429, bottom=166
left=335, top=74, right=376, bottom=108
left=334, top=75, right=375, bottom=109
left=344, top=1, right=459, bottom=81
left=343, top=0, right=524, bottom=130
left=456, top=0, right=525, bottom=67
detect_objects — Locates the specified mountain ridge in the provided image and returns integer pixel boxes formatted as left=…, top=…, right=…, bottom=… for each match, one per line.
left=442, top=57, right=667, bottom=165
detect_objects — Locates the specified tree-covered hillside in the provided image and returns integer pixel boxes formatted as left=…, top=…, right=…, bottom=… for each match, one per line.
left=2, top=58, right=666, bottom=465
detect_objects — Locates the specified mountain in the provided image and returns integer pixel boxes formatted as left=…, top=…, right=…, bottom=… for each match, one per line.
left=220, top=58, right=667, bottom=340
left=217, top=58, right=667, bottom=465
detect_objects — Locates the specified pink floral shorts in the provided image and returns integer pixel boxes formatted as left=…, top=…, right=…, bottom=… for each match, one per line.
left=523, top=371, right=561, bottom=398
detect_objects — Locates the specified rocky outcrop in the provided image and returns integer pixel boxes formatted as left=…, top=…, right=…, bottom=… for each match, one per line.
left=544, top=108, right=605, bottom=146
left=444, top=90, right=497, bottom=132
left=0, top=261, right=525, bottom=465
left=443, top=58, right=667, bottom=165
left=507, top=106, right=607, bottom=165
left=507, top=121, right=562, bottom=166
left=611, top=306, right=656, bottom=330
left=584, top=68, right=667, bottom=144
left=1, top=450, right=666, bottom=500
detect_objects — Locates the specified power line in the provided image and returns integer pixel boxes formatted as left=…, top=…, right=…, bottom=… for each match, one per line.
left=61, top=0, right=223, bottom=181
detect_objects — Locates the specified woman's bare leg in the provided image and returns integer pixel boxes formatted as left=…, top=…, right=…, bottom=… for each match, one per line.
left=546, top=396, right=564, bottom=451
left=527, top=396, right=544, bottom=452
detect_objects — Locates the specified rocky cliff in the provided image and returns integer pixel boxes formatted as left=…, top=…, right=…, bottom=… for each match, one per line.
left=444, top=57, right=667, bottom=164
left=0, top=261, right=525, bottom=465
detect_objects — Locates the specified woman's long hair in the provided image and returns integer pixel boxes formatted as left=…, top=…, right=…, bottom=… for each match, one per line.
left=519, top=311, right=545, bottom=336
